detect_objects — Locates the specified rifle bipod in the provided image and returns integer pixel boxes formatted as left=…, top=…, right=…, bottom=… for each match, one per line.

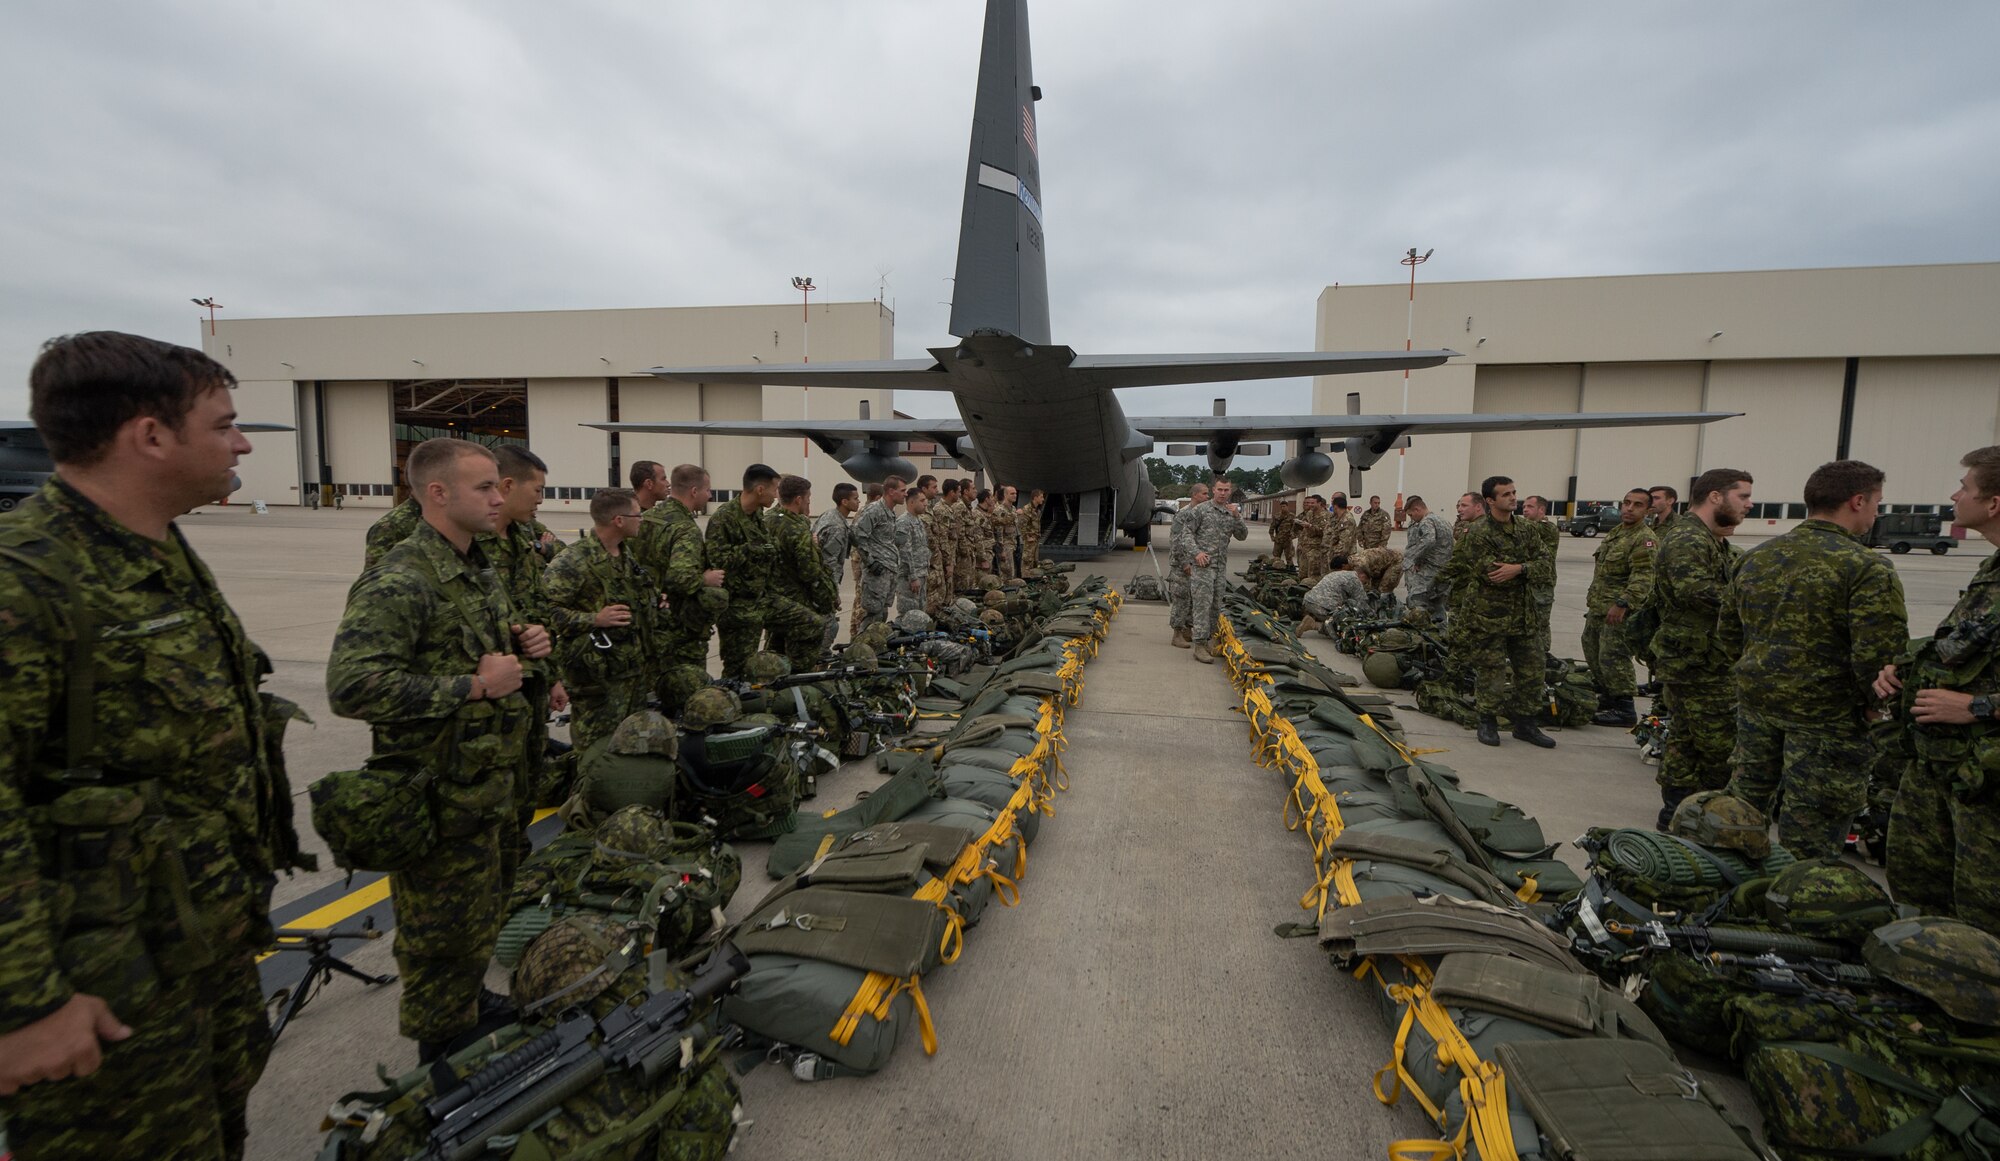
left=266, top=916, right=397, bottom=1040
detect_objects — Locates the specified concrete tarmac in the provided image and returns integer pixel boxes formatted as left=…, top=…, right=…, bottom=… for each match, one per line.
left=150, top=505, right=1988, bottom=1160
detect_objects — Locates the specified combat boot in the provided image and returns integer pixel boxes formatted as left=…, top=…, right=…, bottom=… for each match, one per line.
left=1171, top=628, right=1192, bottom=649
left=1592, top=696, right=1638, bottom=728
left=1298, top=614, right=1321, bottom=634
left=1476, top=716, right=1500, bottom=747
left=1192, top=643, right=1215, bottom=664
left=1512, top=720, right=1557, bottom=749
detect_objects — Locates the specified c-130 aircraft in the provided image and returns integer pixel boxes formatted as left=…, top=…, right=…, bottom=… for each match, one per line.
left=592, top=0, right=1733, bottom=558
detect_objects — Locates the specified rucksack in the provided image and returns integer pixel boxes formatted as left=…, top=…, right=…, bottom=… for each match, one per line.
left=677, top=721, right=804, bottom=841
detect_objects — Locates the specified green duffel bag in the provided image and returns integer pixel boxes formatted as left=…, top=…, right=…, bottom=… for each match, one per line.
left=309, top=756, right=438, bottom=874
left=764, top=766, right=946, bottom=878
left=722, top=954, right=917, bottom=1077
left=928, top=746, right=1026, bottom=773
left=935, top=764, right=1042, bottom=843
left=1497, top=1037, right=1771, bottom=1161
left=735, top=887, right=950, bottom=977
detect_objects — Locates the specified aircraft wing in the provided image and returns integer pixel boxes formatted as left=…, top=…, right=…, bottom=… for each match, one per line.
left=586, top=417, right=966, bottom=440
left=1129, top=411, right=1740, bottom=442
left=639, top=349, right=1454, bottom=393
left=639, top=359, right=951, bottom=390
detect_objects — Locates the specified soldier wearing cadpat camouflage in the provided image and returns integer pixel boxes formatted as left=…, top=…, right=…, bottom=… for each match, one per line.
left=542, top=488, right=659, bottom=752
left=1186, top=479, right=1248, bottom=664
left=328, top=437, right=550, bottom=1061
left=1651, top=468, right=1753, bottom=830
left=1720, top=459, right=1908, bottom=860
left=364, top=494, right=422, bottom=570
left=896, top=490, right=932, bottom=615
left=1518, top=495, right=1560, bottom=658
left=854, top=475, right=906, bottom=629
left=1880, top=446, right=2000, bottom=930
left=488, top=446, right=565, bottom=859
left=1582, top=488, right=1658, bottom=728
left=1451, top=491, right=1482, bottom=540
left=704, top=464, right=785, bottom=681
left=0, top=333, right=312, bottom=1160
left=626, top=463, right=726, bottom=717
left=1296, top=494, right=1331, bottom=583
left=766, top=475, right=839, bottom=672
left=1442, top=476, right=1558, bottom=749
left=1358, top=495, right=1392, bottom=550
left=1400, top=495, right=1453, bottom=623
left=1166, top=482, right=1209, bottom=648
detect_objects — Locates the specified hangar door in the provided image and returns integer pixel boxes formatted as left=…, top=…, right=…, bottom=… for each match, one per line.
left=1469, top=365, right=1581, bottom=507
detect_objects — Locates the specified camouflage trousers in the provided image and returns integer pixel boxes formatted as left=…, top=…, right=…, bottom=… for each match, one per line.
left=1022, top=536, right=1041, bottom=572
left=997, top=542, right=1019, bottom=581
left=1726, top=707, right=1870, bottom=860
left=1272, top=532, right=1295, bottom=566
left=1464, top=628, right=1543, bottom=718
left=567, top=676, right=650, bottom=753
left=858, top=565, right=896, bottom=628
left=1405, top=575, right=1448, bottom=623
left=389, top=822, right=510, bottom=1043
left=1167, top=566, right=1193, bottom=631
left=1581, top=615, right=1639, bottom=697
left=1189, top=564, right=1228, bottom=644
left=716, top=610, right=765, bottom=681
left=1657, top=676, right=1735, bottom=794
left=954, top=546, right=983, bottom=592
left=1299, top=544, right=1327, bottom=584
left=655, top=616, right=714, bottom=718
left=1, top=956, right=270, bottom=1161
left=1886, top=754, right=2000, bottom=934
left=765, top=596, right=832, bottom=673
left=925, top=565, right=949, bottom=616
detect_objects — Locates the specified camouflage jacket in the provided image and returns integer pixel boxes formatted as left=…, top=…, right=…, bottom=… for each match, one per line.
left=1404, top=513, right=1454, bottom=579
left=1902, top=550, right=2000, bottom=764
left=1021, top=499, right=1043, bottom=545
left=991, top=502, right=1017, bottom=546
left=363, top=497, right=422, bottom=570
left=1297, top=507, right=1329, bottom=551
left=1270, top=510, right=1297, bottom=542
left=853, top=499, right=900, bottom=574
left=895, top=512, right=930, bottom=582
left=1168, top=504, right=1201, bottom=570
left=1327, top=513, right=1360, bottom=561
left=631, top=498, right=722, bottom=629
left=1650, top=515, right=1740, bottom=683
left=703, top=499, right=778, bottom=607
left=1357, top=508, right=1392, bottom=549
left=768, top=506, right=838, bottom=613
left=485, top=518, right=554, bottom=678
left=969, top=504, right=996, bottom=555
left=1452, top=515, right=1475, bottom=539
left=1304, top=570, right=1366, bottom=615
left=528, top=518, right=566, bottom=562
left=1441, top=514, right=1556, bottom=635
left=918, top=509, right=948, bottom=576
left=1719, top=518, right=1908, bottom=724
left=1185, top=499, right=1248, bottom=569
left=1353, top=547, right=1404, bottom=594
left=1528, top=519, right=1559, bottom=622
left=0, top=478, right=307, bottom=1031
left=810, top=508, right=852, bottom=581
left=541, top=532, right=660, bottom=687
left=1585, top=520, right=1658, bottom=617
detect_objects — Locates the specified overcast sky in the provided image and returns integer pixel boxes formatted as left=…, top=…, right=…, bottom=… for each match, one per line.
left=5, top=1, right=1997, bottom=447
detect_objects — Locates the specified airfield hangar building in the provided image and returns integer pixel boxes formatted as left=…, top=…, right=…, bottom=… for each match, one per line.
left=203, top=302, right=897, bottom=515
left=1311, top=262, right=2000, bottom=526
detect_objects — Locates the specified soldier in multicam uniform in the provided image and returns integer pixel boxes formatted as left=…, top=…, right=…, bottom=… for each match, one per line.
left=703, top=464, right=784, bottom=680
left=627, top=464, right=727, bottom=716
left=1352, top=546, right=1404, bottom=597
left=1442, top=476, right=1558, bottom=749
left=1880, top=446, right=2000, bottom=930
left=766, top=475, right=838, bottom=672
left=1269, top=500, right=1298, bottom=567
left=1720, top=459, right=1908, bottom=860
left=895, top=490, right=932, bottom=615
left=327, top=437, right=550, bottom=1061
left=1022, top=488, right=1046, bottom=572
left=1581, top=488, right=1657, bottom=728
left=972, top=488, right=999, bottom=578
left=0, top=333, right=312, bottom=1159
left=853, top=475, right=906, bottom=629
left=1358, top=495, right=1393, bottom=550
left=990, top=488, right=1018, bottom=580
left=1400, top=495, right=1454, bottom=623
left=1166, top=482, right=1209, bottom=648
left=541, top=488, right=659, bottom=752
left=1651, top=468, right=1753, bottom=830
left=1296, top=494, right=1331, bottom=583
left=1326, top=496, right=1360, bottom=573
left=1186, top=479, right=1248, bottom=664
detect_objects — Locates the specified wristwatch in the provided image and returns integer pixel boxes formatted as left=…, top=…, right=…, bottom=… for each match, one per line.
left=1972, top=695, right=1996, bottom=721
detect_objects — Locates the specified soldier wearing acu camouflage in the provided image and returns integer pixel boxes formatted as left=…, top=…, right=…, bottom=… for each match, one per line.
left=766, top=475, right=839, bottom=672
left=812, top=482, right=860, bottom=648
left=1443, top=476, right=1558, bottom=749
left=704, top=464, right=785, bottom=681
left=895, top=490, right=932, bottom=615
left=1166, top=482, right=1209, bottom=648
left=1651, top=468, right=1754, bottom=829
left=1296, top=494, right=1331, bottom=583
left=1186, top=479, right=1248, bottom=664
left=1358, top=495, right=1392, bottom=550
left=1400, top=496, right=1454, bottom=623
left=1302, top=567, right=1367, bottom=628
left=625, top=463, right=726, bottom=717
left=1880, top=446, right=2000, bottom=931
left=1720, top=459, right=1909, bottom=860
left=854, top=475, right=906, bottom=629
left=0, top=333, right=313, bottom=1160
left=1582, top=488, right=1658, bottom=728
left=327, top=437, right=551, bottom=1061
left=542, top=488, right=659, bottom=752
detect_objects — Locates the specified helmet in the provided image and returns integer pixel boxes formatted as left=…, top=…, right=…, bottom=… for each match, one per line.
left=594, top=803, right=670, bottom=854
left=953, top=597, right=980, bottom=618
left=844, top=643, right=880, bottom=671
left=607, top=709, right=678, bottom=758
left=682, top=686, right=742, bottom=731
left=982, top=589, right=1006, bottom=607
left=854, top=622, right=894, bottom=651
left=511, top=912, right=630, bottom=1015
left=897, top=609, right=934, bottom=634
left=1864, top=916, right=2000, bottom=1026
left=1362, top=650, right=1408, bottom=690
left=1668, top=790, right=1773, bottom=861
left=978, top=573, right=1001, bottom=591
left=1401, top=605, right=1434, bottom=630
left=744, top=651, right=792, bottom=682
left=980, top=609, right=1005, bottom=628
left=1764, top=858, right=1899, bottom=943
left=1023, top=568, right=1044, bottom=580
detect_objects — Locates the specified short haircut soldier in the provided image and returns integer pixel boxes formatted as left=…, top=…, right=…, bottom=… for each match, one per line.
left=1690, top=467, right=1753, bottom=507
left=30, top=330, right=237, bottom=466
left=1962, top=446, right=2000, bottom=498
left=406, top=437, right=495, bottom=492
left=590, top=486, right=637, bottom=525
left=777, top=474, right=811, bottom=504
left=831, top=481, right=858, bottom=504
left=669, top=463, right=708, bottom=492
left=1803, top=459, right=1886, bottom=514
left=1480, top=475, right=1513, bottom=500
left=742, top=463, right=779, bottom=489
left=629, top=459, right=663, bottom=491
left=494, top=444, right=547, bottom=480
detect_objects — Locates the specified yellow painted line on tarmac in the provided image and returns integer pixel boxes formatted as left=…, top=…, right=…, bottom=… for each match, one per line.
left=258, top=808, right=560, bottom=962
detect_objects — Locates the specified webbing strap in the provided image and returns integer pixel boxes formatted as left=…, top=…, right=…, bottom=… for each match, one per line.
left=0, top=538, right=98, bottom=774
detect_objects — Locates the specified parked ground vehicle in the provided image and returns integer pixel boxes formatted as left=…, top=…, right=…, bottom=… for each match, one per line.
left=1567, top=504, right=1622, bottom=538
left=1865, top=511, right=1954, bottom=555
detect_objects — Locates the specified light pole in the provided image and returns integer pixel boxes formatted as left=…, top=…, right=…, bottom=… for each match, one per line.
left=792, top=276, right=815, bottom=479
left=191, top=297, right=223, bottom=336
left=1393, top=249, right=1432, bottom=526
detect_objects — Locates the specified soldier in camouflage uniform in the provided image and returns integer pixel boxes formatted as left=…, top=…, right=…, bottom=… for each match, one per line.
left=1400, top=495, right=1454, bottom=623
left=1302, top=566, right=1367, bottom=626
left=1441, top=476, right=1558, bottom=748
left=364, top=495, right=424, bottom=570
left=704, top=464, right=783, bottom=680
left=327, top=438, right=549, bottom=1059
left=972, top=489, right=1000, bottom=579
left=1166, top=483, right=1209, bottom=648
left=626, top=464, right=726, bottom=717
left=919, top=490, right=950, bottom=616
left=954, top=483, right=987, bottom=591
left=1186, top=479, right=1249, bottom=664
left=541, top=488, right=659, bottom=752
left=1720, top=460, right=1908, bottom=860
left=990, top=489, right=1018, bottom=580
left=854, top=475, right=906, bottom=629
left=931, top=478, right=961, bottom=600
left=1022, top=489, right=1046, bottom=571
left=1452, top=490, right=1482, bottom=540
left=812, top=482, right=859, bottom=648
left=1352, top=546, right=1405, bottom=596
left=1881, top=447, right=2000, bottom=929
left=1326, top=497, right=1360, bottom=572
left=895, top=490, right=931, bottom=615
left=1582, top=489, right=1658, bottom=727
left=1518, top=495, right=1560, bottom=658
left=0, top=333, right=312, bottom=1160
left=1650, top=468, right=1753, bottom=829
left=488, top=446, right=563, bottom=861
left=766, top=475, right=838, bottom=672
left=1270, top=501, right=1298, bottom=567
left=1358, top=495, right=1393, bottom=550
left=1296, top=494, right=1331, bottom=583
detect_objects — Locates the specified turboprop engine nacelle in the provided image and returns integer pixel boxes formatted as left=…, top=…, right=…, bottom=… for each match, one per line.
left=841, top=449, right=920, bottom=483
left=1278, top=451, right=1335, bottom=489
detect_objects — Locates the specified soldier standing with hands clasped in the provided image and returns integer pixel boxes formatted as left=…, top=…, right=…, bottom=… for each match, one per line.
left=327, top=437, right=551, bottom=1062
left=1186, top=478, right=1248, bottom=664
left=540, top=488, right=658, bottom=752
left=1444, top=476, right=1558, bottom=749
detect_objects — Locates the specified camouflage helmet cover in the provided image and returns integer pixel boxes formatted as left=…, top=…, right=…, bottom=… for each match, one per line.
left=896, top=609, right=935, bottom=634
left=982, top=589, right=1006, bottom=607
left=607, top=709, right=678, bottom=758
left=980, top=608, right=1005, bottom=628
left=844, top=643, right=880, bottom=671
left=953, top=597, right=979, bottom=618
left=1401, top=604, right=1435, bottom=629
left=744, top=651, right=792, bottom=682
left=511, top=912, right=630, bottom=1014
left=595, top=803, right=670, bottom=855
left=1763, top=857, right=1898, bottom=943
left=682, top=686, right=742, bottom=731
left=1864, top=916, right=2000, bottom=1026
left=978, top=573, right=1001, bottom=591
left=1668, top=790, right=1773, bottom=860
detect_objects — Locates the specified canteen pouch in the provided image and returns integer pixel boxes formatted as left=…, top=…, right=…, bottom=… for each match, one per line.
left=43, top=783, right=161, bottom=1010
left=309, top=757, right=439, bottom=873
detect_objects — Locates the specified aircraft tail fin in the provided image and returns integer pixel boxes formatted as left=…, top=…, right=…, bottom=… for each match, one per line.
left=949, top=0, right=1050, bottom=345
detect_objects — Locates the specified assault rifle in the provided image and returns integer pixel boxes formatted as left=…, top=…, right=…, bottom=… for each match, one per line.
left=424, top=942, right=749, bottom=1161
left=1609, top=921, right=1932, bottom=1011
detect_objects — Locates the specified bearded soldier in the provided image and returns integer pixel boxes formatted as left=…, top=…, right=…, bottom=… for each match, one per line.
left=1651, top=468, right=1753, bottom=829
